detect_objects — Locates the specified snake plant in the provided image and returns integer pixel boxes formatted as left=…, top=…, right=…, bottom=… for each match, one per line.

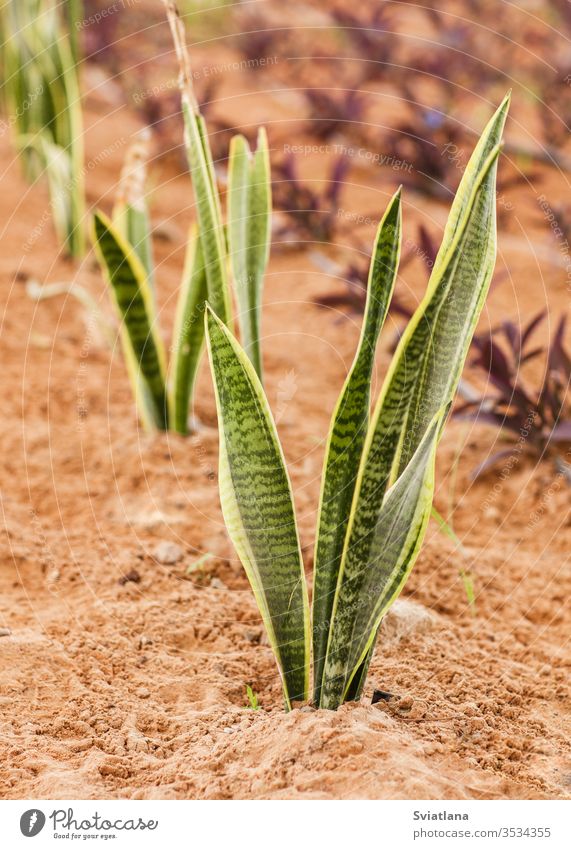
left=92, top=5, right=271, bottom=433
left=206, top=94, right=510, bottom=710
left=92, top=133, right=269, bottom=434
left=1, top=0, right=85, bottom=257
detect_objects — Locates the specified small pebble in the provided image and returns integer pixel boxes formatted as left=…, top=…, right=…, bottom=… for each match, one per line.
left=137, top=688, right=151, bottom=699
left=138, top=635, right=153, bottom=649
left=153, top=541, right=184, bottom=565
left=119, top=569, right=141, bottom=585
left=244, top=629, right=261, bottom=644
left=210, top=577, right=227, bottom=590
left=0, top=627, right=12, bottom=637
left=372, top=689, right=394, bottom=704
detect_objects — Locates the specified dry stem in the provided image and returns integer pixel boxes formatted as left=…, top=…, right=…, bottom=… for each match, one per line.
left=161, top=0, right=199, bottom=115
left=116, top=128, right=151, bottom=211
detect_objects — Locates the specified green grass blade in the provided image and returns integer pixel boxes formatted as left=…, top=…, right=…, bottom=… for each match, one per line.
left=312, top=188, right=402, bottom=705
left=93, top=211, right=168, bottom=430
left=205, top=306, right=310, bottom=707
left=320, top=411, right=443, bottom=710
left=227, top=128, right=271, bottom=378
left=431, top=506, right=476, bottom=612
left=168, top=228, right=208, bottom=434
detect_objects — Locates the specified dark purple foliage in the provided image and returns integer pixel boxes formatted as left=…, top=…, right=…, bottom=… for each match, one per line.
left=456, top=312, right=571, bottom=477
left=273, top=155, right=349, bottom=243
left=313, top=262, right=412, bottom=321
left=330, top=6, right=393, bottom=83
left=303, top=89, right=369, bottom=142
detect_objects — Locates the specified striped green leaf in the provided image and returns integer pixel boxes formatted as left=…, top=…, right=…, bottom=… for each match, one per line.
left=227, top=128, right=272, bottom=379
left=432, top=93, right=511, bottom=281
left=312, top=188, right=402, bottom=705
left=319, top=410, right=444, bottom=710
left=168, top=229, right=208, bottom=434
left=183, top=104, right=231, bottom=325
left=93, top=211, right=168, bottom=430
left=164, top=2, right=231, bottom=325
left=317, top=97, right=509, bottom=707
left=205, top=306, right=310, bottom=708
left=357, top=96, right=509, bottom=518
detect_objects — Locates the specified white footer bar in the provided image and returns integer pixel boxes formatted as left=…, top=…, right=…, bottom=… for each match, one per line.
left=1, top=799, right=569, bottom=848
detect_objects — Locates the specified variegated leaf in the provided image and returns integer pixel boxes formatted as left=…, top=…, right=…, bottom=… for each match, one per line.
left=205, top=307, right=310, bottom=707
left=320, top=95, right=509, bottom=707
left=363, top=96, right=509, bottom=508
left=320, top=411, right=443, bottom=709
left=183, top=108, right=232, bottom=324
left=169, top=229, right=208, bottom=434
left=312, top=188, right=402, bottom=705
left=227, top=128, right=271, bottom=378
left=163, top=2, right=231, bottom=325
left=93, top=211, right=168, bottom=430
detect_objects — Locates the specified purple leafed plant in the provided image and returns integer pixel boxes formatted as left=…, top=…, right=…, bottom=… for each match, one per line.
left=456, top=312, right=571, bottom=481
left=330, top=6, right=394, bottom=83
left=302, top=88, right=370, bottom=142
left=273, top=155, right=349, bottom=243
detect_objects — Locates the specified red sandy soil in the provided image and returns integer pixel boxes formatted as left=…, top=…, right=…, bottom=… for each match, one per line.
left=0, top=11, right=570, bottom=798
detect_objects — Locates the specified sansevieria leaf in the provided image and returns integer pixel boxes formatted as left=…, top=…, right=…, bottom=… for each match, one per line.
left=164, top=1, right=231, bottom=325
left=319, top=410, right=444, bottom=710
left=93, top=211, right=168, bottom=430
left=318, top=96, right=509, bottom=706
left=2, top=0, right=85, bottom=257
left=168, top=228, right=208, bottom=434
left=18, top=133, right=74, bottom=253
left=374, top=94, right=509, bottom=490
left=227, top=128, right=272, bottom=379
left=205, top=306, right=310, bottom=708
left=312, top=188, right=402, bottom=705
